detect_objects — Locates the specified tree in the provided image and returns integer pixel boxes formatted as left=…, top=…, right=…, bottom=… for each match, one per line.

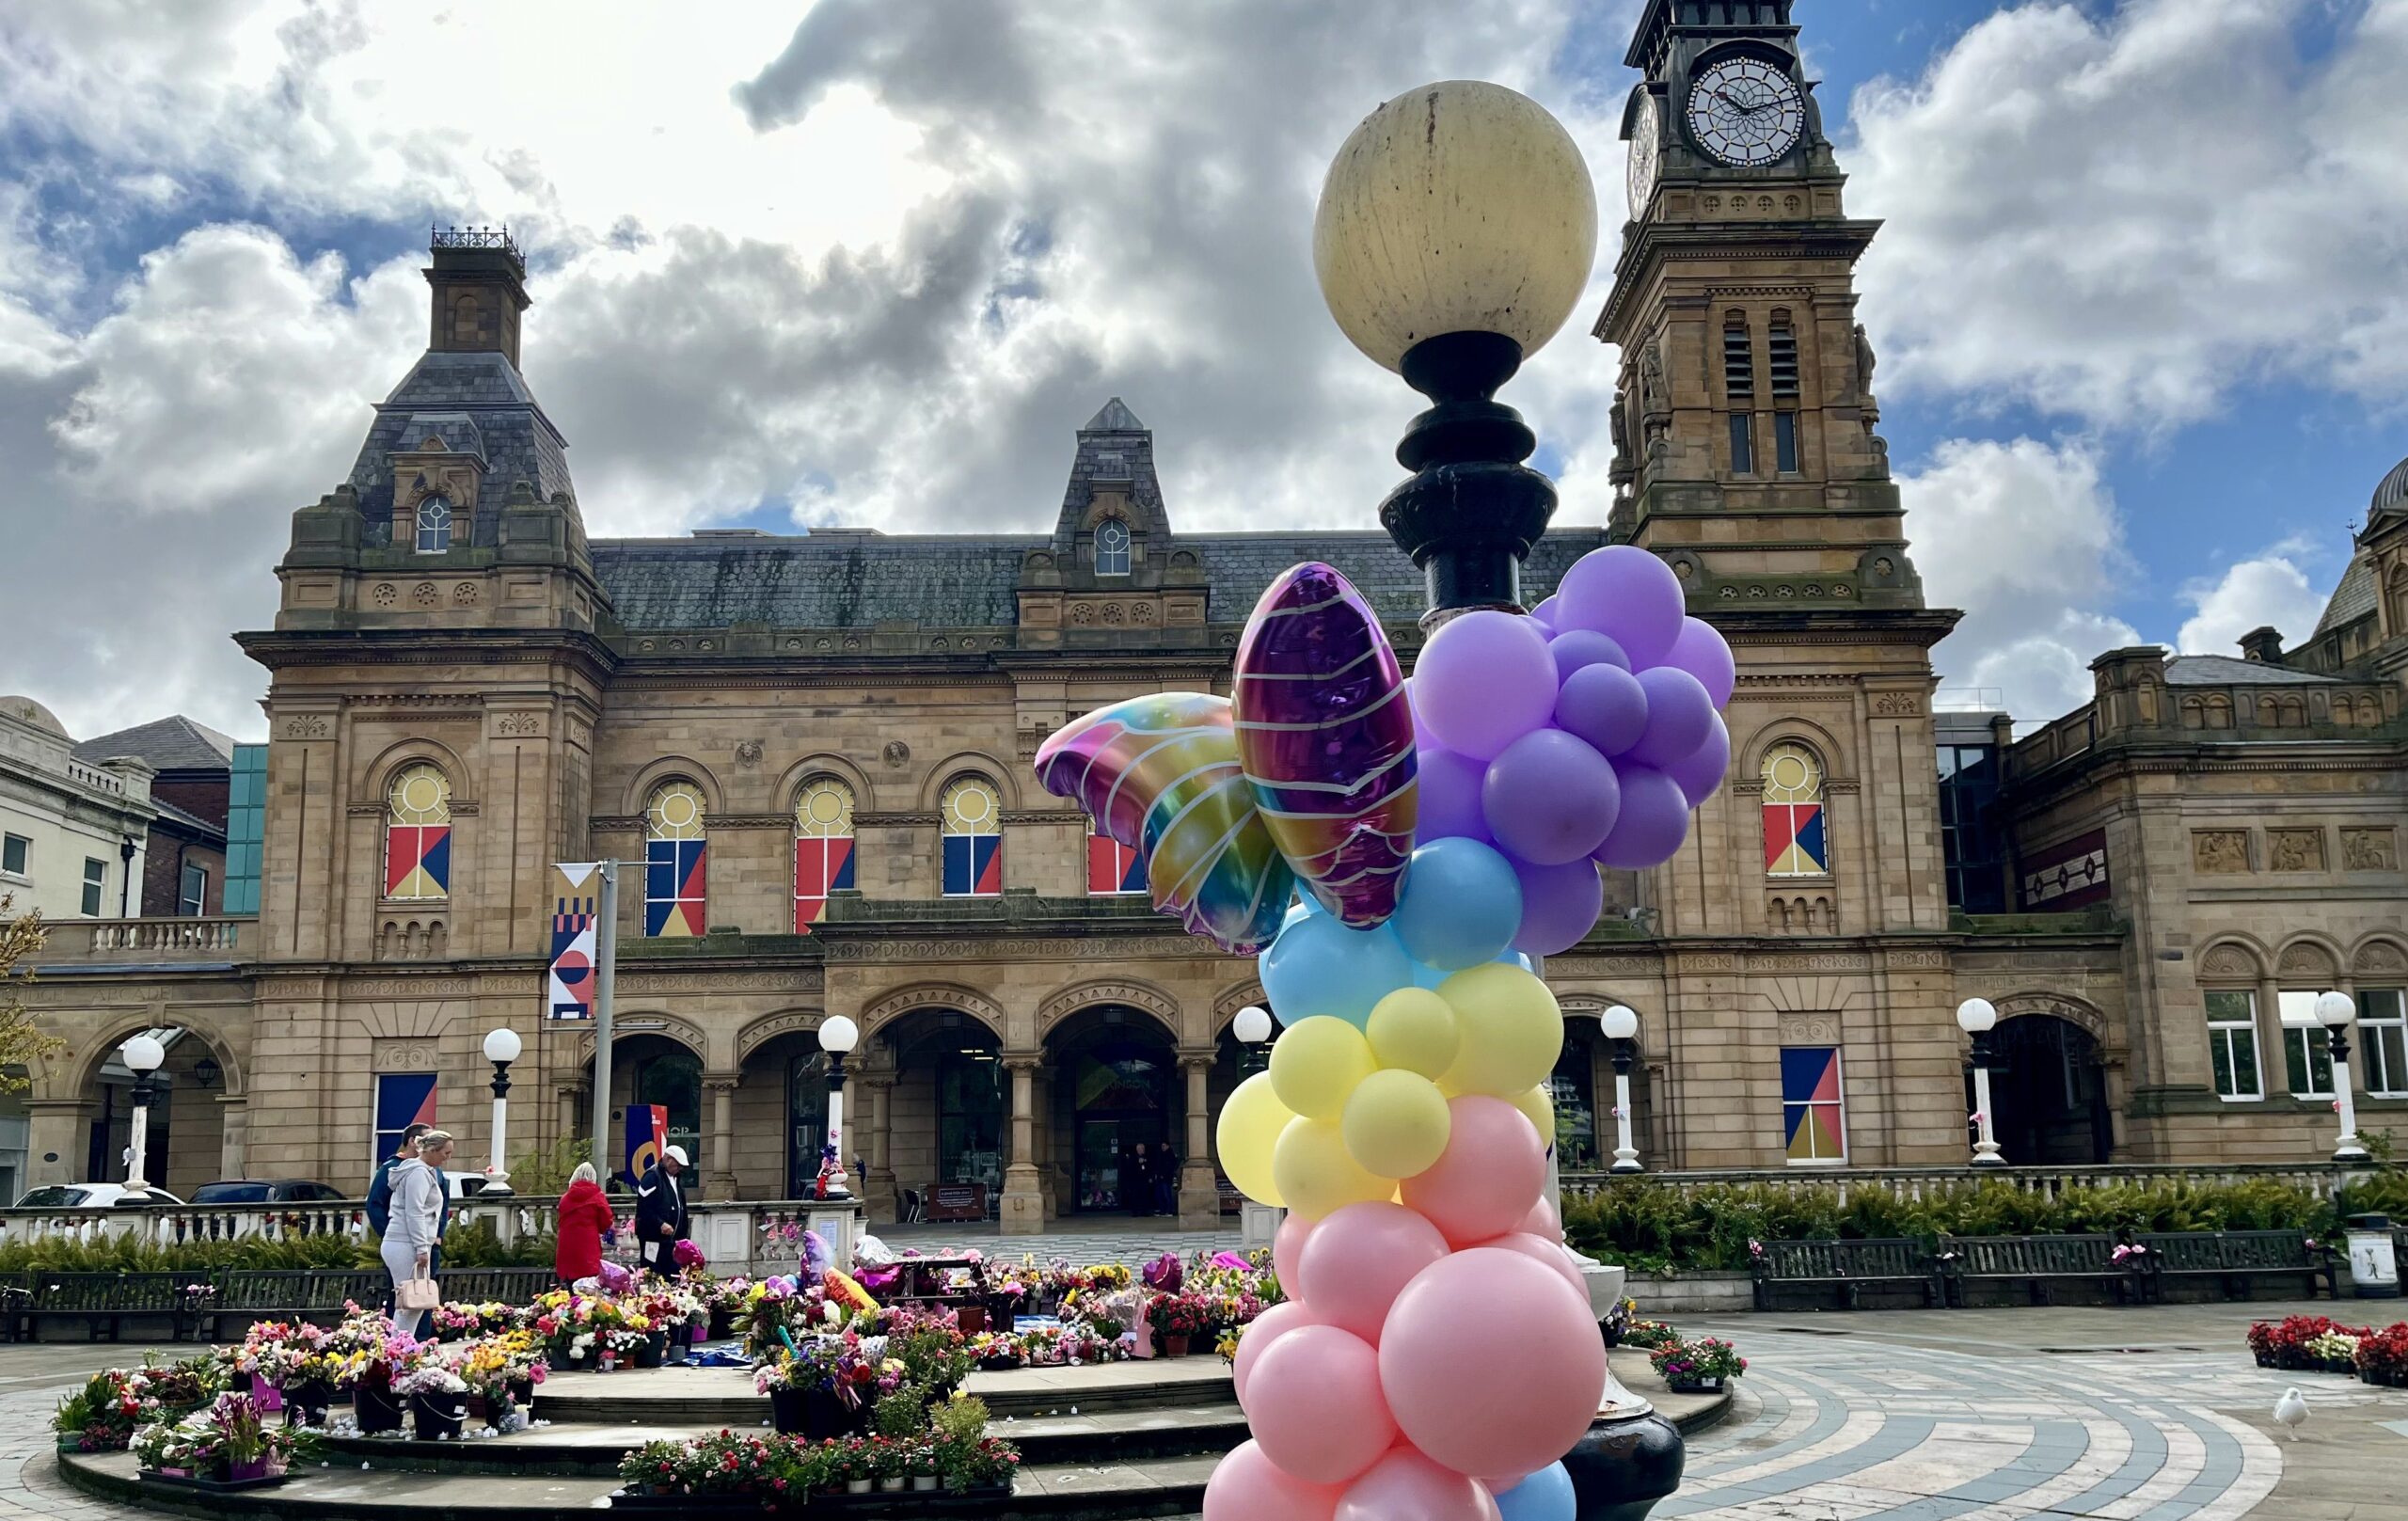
left=0, top=895, right=67, bottom=1093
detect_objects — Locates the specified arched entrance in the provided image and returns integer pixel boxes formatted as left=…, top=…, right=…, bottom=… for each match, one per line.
left=77, top=1025, right=232, bottom=1197
left=879, top=1010, right=1005, bottom=1212
left=605, top=1034, right=701, bottom=1183
left=1046, top=1006, right=1177, bottom=1215
left=1546, top=1021, right=1603, bottom=1170
left=1976, top=1016, right=2112, bottom=1165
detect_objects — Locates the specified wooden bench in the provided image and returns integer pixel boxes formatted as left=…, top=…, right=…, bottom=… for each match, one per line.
left=1751, top=1238, right=1942, bottom=1310
left=8, top=1272, right=203, bottom=1342
left=2137, top=1229, right=2336, bottom=1301
left=200, top=1268, right=388, bottom=1339
left=1939, top=1233, right=2125, bottom=1307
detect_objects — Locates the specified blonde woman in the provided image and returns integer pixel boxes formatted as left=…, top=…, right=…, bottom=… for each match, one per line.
left=384, top=1129, right=453, bottom=1338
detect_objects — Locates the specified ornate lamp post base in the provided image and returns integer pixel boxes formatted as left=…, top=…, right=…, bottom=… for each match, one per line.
left=1563, top=1409, right=1686, bottom=1521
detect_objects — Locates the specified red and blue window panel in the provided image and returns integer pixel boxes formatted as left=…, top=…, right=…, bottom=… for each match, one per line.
left=943, top=833, right=1002, bottom=897
left=645, top=838, right=708, bottom=937
left=794, top=836, right=857, bottom=932
left=1087, top=834, right=1145, bottom=895
left=384, top=825, right=450, bottom=898
left=1780, top=1046, right=1846, bottom=1162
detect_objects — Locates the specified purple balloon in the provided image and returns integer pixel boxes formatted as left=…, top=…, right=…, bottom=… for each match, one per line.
left=1413, top=610, right=1557, bottom=760
left=1592, top=764, right=1690, bottom=869
left=1627, top=667, right=1715, bottom=769
left=1663, top=712, right=1732, bottom=809
left=1664, top=616, right=1736, bottom=707
left=1555, top=663, right=1650, bottom=758
left=1529, top=594, right=1561, bottom=631
left=1481, top=729, right=1623, bottom=865
left=1509, top=853, right=1606, bottom=958
left=1417, top=747, right=1495, bottom=846
left=1555, top=546, right=1686, bottom=670
left=1547, top=629, right=1631, bottom=684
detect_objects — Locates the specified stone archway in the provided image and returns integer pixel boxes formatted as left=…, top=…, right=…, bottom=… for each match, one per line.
left=56, top=1022, right=245, bottom=1198
left=1980, top=1013, right=2113, bottom=1165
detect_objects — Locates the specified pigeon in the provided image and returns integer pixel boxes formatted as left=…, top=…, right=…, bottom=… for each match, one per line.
left=2273, top=1386, right=2309, bottom=1441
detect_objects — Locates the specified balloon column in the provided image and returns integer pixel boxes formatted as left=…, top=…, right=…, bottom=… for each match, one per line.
left=1036, top=554, right=1735, bottom=1521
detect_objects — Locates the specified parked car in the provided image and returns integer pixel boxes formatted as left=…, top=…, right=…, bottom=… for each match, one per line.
left=189, top=1180, right=348, bottom=1205
left=443, top=1169, right=493, bottom=1200
left=10, top=1183, right=187, bottom=1209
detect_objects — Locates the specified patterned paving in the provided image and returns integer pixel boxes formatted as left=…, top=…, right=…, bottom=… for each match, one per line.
left=874, top=1222, right=1244, bottom=1267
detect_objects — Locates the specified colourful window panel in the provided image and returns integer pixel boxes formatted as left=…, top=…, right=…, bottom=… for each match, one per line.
left=1762, top=742, right=1829, bottom=877
left=644, top=782, right=708, bottom=938
left=1780, top=1046, right=1846, bottom=1164
left=794, top=778, right=858, bottom=933
left=384, top=764, right=452, bottom=900
left=1087, top=831, right=1145, bottom=895
left=941, top=777, right=1003, bottom=897
left=373, top=1072, right=438, bottom=1170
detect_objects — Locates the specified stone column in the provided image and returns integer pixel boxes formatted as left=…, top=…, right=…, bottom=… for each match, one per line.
left=1036, top=1066, right=1060, bottom=1219
left=1177, top=1051, right=1221, bottom=1228
left=24, top=1100, right=92, bottom=1191
left=216, top=1094, right=250, bottom=1181
left=1000, top=1055, right=1044, bottom=1235
left=862, top=1073, right=896, bottom=1223
left=702, top=1076, right=738, bottom=1196
left=2258, top=971, right=2282, bottom=1101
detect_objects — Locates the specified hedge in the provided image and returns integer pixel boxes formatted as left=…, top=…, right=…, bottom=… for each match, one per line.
left=0, top=1218, right=553, bottom=1274
left=1561, top=1173, right=2408, bottom=1274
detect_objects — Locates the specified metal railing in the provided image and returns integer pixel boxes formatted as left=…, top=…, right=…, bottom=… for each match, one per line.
left=1560, top=1160, right=2362, bottom=1203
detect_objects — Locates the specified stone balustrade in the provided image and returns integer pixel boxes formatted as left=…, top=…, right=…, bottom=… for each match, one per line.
left=1561, top=1159, right=2361, bottom=1203
left=39, top=915, right=245, bottom=962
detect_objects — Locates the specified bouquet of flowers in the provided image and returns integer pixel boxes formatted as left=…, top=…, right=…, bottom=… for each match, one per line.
left=230, top=1322, right=326, bottom=1393
left=132, top=1392, right=299, bottom=1481
left=2110, top=1244, right=2151, bottom=1268
left=2353, top=1323, right=2408, bottom=1385
left=1649, top=1336, right=1747, bottom=1387
left=617, top=1430, right=796, bottom=1499
left=1622, top=1318, right=1682, bottom=1351
left=55, top=1368, right=158, bottom=1451
left=1141, top=1252, right=1184, bottom=1295
left=1146, top=1291, right=1214, bottom=1341
left=2305, top=1329, right=2363, bottom=1373
left=673, top=1238, right=706, bottom=1271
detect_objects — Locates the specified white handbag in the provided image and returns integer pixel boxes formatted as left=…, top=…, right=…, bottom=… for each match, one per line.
left=395, top=1276, right=440, bottom=1312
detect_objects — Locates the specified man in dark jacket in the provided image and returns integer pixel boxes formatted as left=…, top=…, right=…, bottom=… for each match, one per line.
left=634, top=1144, right=691, bottom=1276
left=367, top=1123, right=446, bottom=1311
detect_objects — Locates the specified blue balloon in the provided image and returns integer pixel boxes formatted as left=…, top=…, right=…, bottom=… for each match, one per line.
left=1494, top=1462, right=1576, bottom=1521
left=1259, top=912, right=1414, bottom=1027
left=1392, top=837, right=1523, bottom=971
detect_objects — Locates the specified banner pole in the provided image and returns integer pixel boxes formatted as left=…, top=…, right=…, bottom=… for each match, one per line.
left=593, top=860, right=619, bottom=1181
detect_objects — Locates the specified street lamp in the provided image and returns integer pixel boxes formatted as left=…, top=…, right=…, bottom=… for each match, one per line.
left=119, top=1034, right=165, bottom=1196
left=1602, top=1006, right=1642, bottom=1174
left=817, top=1016, right=861, bottom=1199
left=482, top=1027, right=522, bottom=1194
left=2317, top=991, right=2371, bottom=1165
left=1233, top=1005, right=1274, bottom=1073
left=1956, top=998, right=2005, bottom=1167
left=1313, top=79, right=1599, bottom=618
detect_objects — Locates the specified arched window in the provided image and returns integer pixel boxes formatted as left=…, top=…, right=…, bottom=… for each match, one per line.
left=1086, top=819, right=1145, bottom=896
left=384, top=764, right=452, bottom=901
left=644, top=782, right=708, bottom=937
left=1761, top=742, right=1829, bottom=877
left=940, top=776, right=1003, bottom=897
left=1095, top=517, right=1131, bottom=577
left=794, top=778, right=858, bottom=932
left=415, top=495, right=453, bottom=553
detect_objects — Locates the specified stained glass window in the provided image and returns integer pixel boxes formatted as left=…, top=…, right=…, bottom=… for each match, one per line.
left=1762, top=743, right=1829, bottom=877
left=644, top=782, right=708, bottom=937
left=794, top=778, right=858, bottom=932
left=385, top=764, right=452, bottom=900
left=941, top=777, right=1003, bottom=897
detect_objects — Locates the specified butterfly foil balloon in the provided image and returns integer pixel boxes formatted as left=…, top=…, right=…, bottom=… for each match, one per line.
left=1035, top=692, right=1296, bottom=955
left=1234, top=562, right=1418, bottom=927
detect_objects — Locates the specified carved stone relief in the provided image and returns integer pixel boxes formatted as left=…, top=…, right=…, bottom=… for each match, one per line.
left=2192, top=831, right=2250, bottom=874
left=2267, top=829, right=2324, bottom=872
left=2342, top=828, right=2397, bottom=872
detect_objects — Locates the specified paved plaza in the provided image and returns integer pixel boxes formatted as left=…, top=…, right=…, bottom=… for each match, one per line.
left=5, top=1300, right=2403, bottom=1519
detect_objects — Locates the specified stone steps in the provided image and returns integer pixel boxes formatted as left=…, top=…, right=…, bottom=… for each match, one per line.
left=529, top=1358, right=1235, bottom=1428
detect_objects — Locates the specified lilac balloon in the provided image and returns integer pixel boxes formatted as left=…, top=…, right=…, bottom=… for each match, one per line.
left=1417, top=748, right=1496, bottom=846
left=1627, top=667, right=1715, bottom=769
left=1664, top=616, right=1735, bottom=708
left=1529, top=594, right=1561, bottom=632
left=1592, top=765, right=1690, bottom=869
left=1481, top=730, right=1623, bottom=865
left=1554, top=546, right=1685, bottom=670
left=1663, top=712, right=1731, bottom=809
left=1508, top=853, right=1606, bottom=958
left=1415, top=610, right=1558, bottom=761
left=1546, top=629, right=1630, bottom=684
left=1554, top=663, right=1649, bottom=758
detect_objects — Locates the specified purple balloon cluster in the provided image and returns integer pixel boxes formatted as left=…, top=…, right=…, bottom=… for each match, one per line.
left=1411, top=546, right=1735, bottom=958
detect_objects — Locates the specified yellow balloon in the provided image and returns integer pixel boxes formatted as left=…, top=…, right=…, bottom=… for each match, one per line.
left=1215, top=1072, right=1293, bottom=1207
left=1508, top=1084, right=1556, bottom=1149
left=1272, top=1116, right=1394, bottom=1220
left=1365, top=988, right=1462, bottom=1080
left=1269, top=1015, right=1378, bottom=1121
left=1340, top=1068, right=1453, bottom=1179
left=1436, top=962, right=1564, bottom=1097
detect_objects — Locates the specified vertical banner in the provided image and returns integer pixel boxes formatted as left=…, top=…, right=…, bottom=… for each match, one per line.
left=624, top=1103, right=667, bottom=1185
left=548, top=863, right=599, bottom=1021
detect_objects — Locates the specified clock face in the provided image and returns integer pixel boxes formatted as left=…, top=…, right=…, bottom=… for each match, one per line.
left=1626, top=90, right=1660, bottom=217
left=1687, top=56, right=1805, bottom=168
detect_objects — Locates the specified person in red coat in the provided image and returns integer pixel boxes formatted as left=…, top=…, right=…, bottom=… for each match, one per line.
left=555, top=1163, right=614, bottom=1284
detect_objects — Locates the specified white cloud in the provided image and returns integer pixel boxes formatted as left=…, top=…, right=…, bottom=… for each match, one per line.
left=2175, top=548, right=2331, bottom=654
left=1848, top=0, right=2408, bottom=429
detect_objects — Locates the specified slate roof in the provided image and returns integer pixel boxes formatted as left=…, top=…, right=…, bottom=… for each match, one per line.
left=150, top=797, right=227, bottom=840
left=2374, top=455, right=2408, bottom=515
left=73, top=715, right=236, bottom=770
left=2314, top=553, right=2377, bottom=638
left=2163, top=654, right=2340, bottom=687
left=341, top=351, right=575, bottom=548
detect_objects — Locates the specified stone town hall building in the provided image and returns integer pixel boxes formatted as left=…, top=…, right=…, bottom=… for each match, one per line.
left=13, top=1, right=2407, bottom=1227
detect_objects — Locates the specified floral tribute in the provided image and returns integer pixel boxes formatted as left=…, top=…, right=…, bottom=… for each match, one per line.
left=131, top=1391, right=303, bottom=1485
left=1648, top=1337, right=1747, bottom=1388
left=2353, top=1323, right=2408, bottom=1386
left=2248, top=1314, right=2373, bottom=1372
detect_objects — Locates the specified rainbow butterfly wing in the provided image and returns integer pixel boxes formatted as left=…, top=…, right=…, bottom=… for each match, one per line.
left=1035, top=692, right=1295, bottom=955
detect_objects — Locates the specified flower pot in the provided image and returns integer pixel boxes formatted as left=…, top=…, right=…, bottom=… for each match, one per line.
left=845, top=1480, right=872, bottom=1494
left=1665, top=1376, right=1725, bottom=1395
left=878, top=1476, right=907, bottom=1492
left=709, top=1307, right=735, bottom=1339
left=353, top=1385, right=405, bottom=1436
left=1163, top=1333, right=1191, bottom=1358
left=411, top=1393, right=468, bottom=1441
left=633, top=1334, right=667, bottom=1370
left=506, top=1375, right=535, bottom=1405
left=911, top=1475, right=939, bottom=1491
left=546, top=1348, right=577, bottom=1372
left=248, top=1374, right=285, bottom=1413
left=228, top=1457, right=272, bottom=1483
left=284, top=1380, right=334, bottom=1429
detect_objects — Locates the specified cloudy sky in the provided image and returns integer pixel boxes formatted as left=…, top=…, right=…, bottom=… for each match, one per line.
left=3, top=0, right=2404, bottom=741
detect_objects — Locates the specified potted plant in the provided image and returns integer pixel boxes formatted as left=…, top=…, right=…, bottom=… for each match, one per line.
left=2305, top=1328, right=2363, bottom=1376
left=869, top=1391, right=927, bottom=1492
left=1649, top=1336, right=1747, bottom=1395
left=613, top=1432, right=786, bottom=1513
left=134, top=1394, right=297, bottom=1493
left=2355, top=1323, right=2408, bottom=1387
left=396, top=1360, right=471, bottom=1441
left=2246, top=1320, right=2278, bottom=1368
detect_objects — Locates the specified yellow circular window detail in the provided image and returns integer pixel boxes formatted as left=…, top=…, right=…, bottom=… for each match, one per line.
left=646, top=782, right=707, bottom=841
left=1761, top=743, right=1824, bottom=805
left=388, top=764, right=452, bottom=826
left=797, top=778, right=856, bottom=839
left=941, top=777, right=1000, bottom=836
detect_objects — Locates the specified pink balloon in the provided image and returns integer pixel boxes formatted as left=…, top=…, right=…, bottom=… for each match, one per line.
left=1518, top=1196, right=1563, bottom=1243
left=1275, top=1211, right=1317, bottom=1288
left=1380, top=1249, right=1608, bottom=1481
left=1400, top=1097, right=1547, bottom=1246
left=1335, top=1448, right=1501, bottom=1521
left=1248, top=1325, right=1400, bottom=1485
left=1235, top=1300, right=1323, bottom=1409
left=1296, top=1202, right=1451, bottom=1344
left=1205, top=1439, right=1342, bottom=1521
left=1483, top=1232, right=1588, bottom=1302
